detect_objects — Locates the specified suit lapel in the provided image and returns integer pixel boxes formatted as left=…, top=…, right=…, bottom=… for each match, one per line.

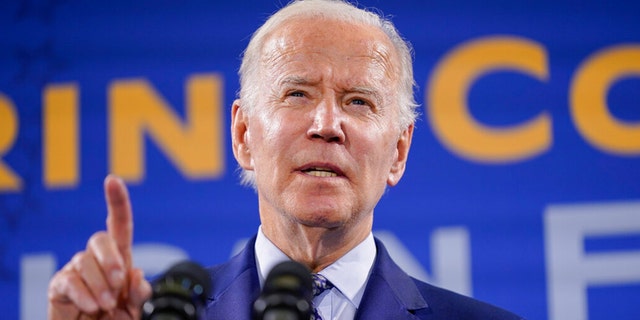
left=205, top=237, right=261, bottom=320
left=355, top=239, right=431, bottom=319
left=203, top=236, right=432, bottom=319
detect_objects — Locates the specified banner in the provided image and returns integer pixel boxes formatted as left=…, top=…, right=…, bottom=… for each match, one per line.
left=1, top=1, right=639, bottom=319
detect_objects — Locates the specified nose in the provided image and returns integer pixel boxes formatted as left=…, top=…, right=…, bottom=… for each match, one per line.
left=306, top=98, right=345, bottom=143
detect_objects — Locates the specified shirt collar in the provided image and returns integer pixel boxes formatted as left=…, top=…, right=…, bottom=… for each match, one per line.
left=255, top=226, right=291, bottom=287
left=254, top=226, right=376, bottom=307
left=315, top=232, right=376, bottom=307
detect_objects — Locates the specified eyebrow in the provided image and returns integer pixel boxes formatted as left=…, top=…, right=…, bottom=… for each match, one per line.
left=348, top=86, right=383, bottom=104
left=279, top=76, right=384, bottom=103
left=279, top=76, right=317, bottom=86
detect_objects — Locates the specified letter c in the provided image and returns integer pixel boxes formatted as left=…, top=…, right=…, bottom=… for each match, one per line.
left=428, top=36, right=551, bottom=163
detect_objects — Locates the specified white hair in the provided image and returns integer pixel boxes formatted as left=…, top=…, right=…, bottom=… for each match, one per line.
left=237, top=0, right=418, bottom=187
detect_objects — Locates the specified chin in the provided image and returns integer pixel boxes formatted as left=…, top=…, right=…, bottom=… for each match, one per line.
left=293, top=208, right=349, bottom=229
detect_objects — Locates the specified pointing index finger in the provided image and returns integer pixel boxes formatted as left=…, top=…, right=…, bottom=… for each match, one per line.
left=104, top=174, right=134, bottom=268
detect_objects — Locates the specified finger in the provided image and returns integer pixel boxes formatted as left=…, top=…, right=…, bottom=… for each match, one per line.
left=104, top=174, right=134, bottom=268
left=71, top=251, right=118, bottom=311
left=128, top=268, right=152, bottom=308
left=49, top=264, right=100, bottom=315
left=86, top=231, right=127, bottom=292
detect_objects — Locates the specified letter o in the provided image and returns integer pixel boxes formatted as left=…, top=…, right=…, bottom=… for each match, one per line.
left=570, top=45, right=640, bottom=155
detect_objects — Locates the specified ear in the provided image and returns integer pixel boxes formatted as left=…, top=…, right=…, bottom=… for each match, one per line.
left=387, top=124, right=414, bottom=186
left=231, top=99, right=254, bottom=170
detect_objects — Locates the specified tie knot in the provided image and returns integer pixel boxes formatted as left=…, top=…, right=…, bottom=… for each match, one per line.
left=311, top=273, right=333, bottom=297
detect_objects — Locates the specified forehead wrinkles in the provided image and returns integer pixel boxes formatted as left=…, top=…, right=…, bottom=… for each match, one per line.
left=366, top=40, right=398, bottom=85
left=258, top=19, right=400, bottom=87
left=260, top=35, right=296, bottom=71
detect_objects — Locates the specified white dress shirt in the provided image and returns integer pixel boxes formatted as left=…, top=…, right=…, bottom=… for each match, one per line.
left=255, top=226, right=377, bottom=320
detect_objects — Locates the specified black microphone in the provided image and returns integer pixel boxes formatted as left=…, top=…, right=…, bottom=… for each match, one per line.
left=141, top=260, right=212, bottom=320
left=252, top=261, right=313, bottom=320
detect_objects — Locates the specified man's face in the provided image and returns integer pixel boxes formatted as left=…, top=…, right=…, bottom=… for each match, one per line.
left=232, top=17, right=413, bottom=233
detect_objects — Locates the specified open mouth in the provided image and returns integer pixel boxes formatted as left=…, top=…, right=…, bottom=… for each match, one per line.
left=299, top=163, right=344, bottom=178
left=302, top=167, right=338, bottom=177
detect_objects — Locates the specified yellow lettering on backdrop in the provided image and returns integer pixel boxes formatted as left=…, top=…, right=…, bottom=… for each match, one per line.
left=428, top=36, right=552, bottom=163
left=109, top=74, right=224, bottom=182
left=570, top=45, right=640, bottom=155
left=0, top=93, right=22, bottom=191
left=44, top=83, right=79, bottom=188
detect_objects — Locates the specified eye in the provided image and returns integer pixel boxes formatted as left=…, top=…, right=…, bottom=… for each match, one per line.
left=350, top=98, right=367, bottom=106
left=347, top=97, right=372, bottom=108
left=345, top=96, right=378, bottom=115
left=283, top=90, right=311, bottom=107
left=288, top=91, right=305, bottom=98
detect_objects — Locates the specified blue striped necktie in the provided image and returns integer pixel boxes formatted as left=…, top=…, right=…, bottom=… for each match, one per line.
left=311, top=273, right=334, bottom=320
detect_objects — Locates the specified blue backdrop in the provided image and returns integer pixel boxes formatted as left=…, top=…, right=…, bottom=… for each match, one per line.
left=1, top=1, right=639, bottom=319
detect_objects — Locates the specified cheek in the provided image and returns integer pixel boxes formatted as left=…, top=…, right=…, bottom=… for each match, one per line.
left=363, top=133, right=399, bottom=172
left=249, top=112, right=293, bottom=162
left=249, top=112, right=277, bottom=145
left=258, top=109, right=291, bottom=139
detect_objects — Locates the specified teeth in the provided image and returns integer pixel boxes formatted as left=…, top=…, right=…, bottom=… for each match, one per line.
left=305, top=170, right=338, bottom=177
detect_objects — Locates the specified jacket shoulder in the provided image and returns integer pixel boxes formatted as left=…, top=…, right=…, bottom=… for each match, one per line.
left=412, top=278, right=523, bottom=320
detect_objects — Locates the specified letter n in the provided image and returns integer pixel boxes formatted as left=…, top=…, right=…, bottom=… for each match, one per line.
left=109, top=74, right=224, bottom=182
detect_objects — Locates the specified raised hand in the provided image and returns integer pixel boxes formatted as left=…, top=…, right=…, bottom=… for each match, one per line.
left=48, top=175, right=152, bottom=319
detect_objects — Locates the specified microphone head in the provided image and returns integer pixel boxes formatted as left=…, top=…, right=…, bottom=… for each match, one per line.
left=253, top=260, right=313, bottom=320
left=263, top=260, right=313, bottom=300
left=142, top=260, right=211, bottom=320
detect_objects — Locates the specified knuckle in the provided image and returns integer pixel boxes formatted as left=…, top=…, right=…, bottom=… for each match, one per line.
left=71, top=252, right=93, bottom=275
left=70, top=251, right=87, bottom=265
left=87, top=231, right=109, bottom=249
left=47, top=270, right=67, bottom=299
left=87, top=232, right=123, bottom=269
left=48, top=268, right=78, bottom=301
left=69, top=252, right=98, bottom=282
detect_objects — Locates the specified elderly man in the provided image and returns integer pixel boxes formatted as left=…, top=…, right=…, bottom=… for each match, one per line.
left=48, top=0, right=523, bottom=319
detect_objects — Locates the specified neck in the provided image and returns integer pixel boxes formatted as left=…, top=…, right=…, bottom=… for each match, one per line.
left=260, top=213, right=372, bottom=273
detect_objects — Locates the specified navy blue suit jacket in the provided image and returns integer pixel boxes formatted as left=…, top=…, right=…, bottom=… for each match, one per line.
left=204, top=236, right=522, bottom=319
